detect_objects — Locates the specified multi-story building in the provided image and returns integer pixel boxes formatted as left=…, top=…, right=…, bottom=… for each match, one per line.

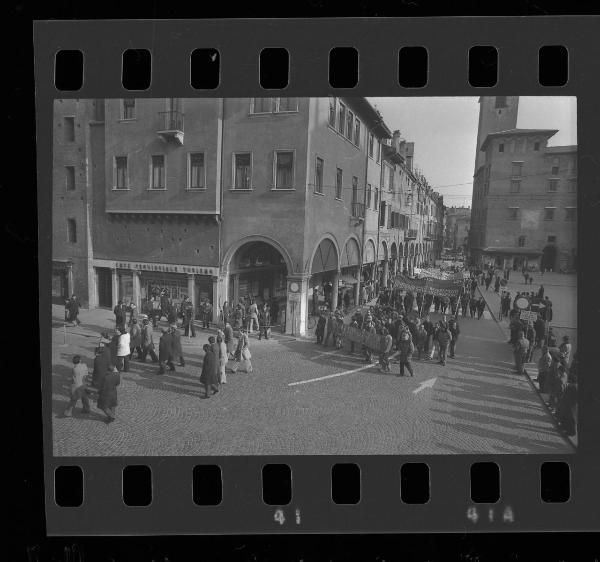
left=445, top=206, right=471, bottom=254
left=52, top=97, right=445, bottom=335
left=469, top=96, right=577, bottom=271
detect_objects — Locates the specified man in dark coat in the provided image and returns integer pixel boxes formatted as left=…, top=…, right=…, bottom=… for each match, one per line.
left=114, top=300, right=127, bottom=328
left=140, top=318, right=159, bottom=363
left=200, top=344, right=220, bottom=398
left=397, top=331, right=415, bottom=377
left=448, top=317, right=460, bottom=358
left=422, top=315, right=434, bottom=356
left=182, top=296, right=196, bottom=337
left=69, top=294, right=82, bottom=326
left=170, top=324, right=185, bottom=367
left=157, top=328, right=175, bottom=375
left=476, top=297, right=486, bottom=319
left=513, top=330, right=530, bottom=375
left=436, top=322, right=452, bottom=366
left=98, top=370, right=120, bottom=423
left=92, top=345, right=113, bottom=390
left=534, top=315, right=546, bottom=348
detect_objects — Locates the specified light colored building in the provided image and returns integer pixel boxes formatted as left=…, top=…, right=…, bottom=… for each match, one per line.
left=469, top=96, right=577, bottom=271
left=52, top=97, right=445, bottom=334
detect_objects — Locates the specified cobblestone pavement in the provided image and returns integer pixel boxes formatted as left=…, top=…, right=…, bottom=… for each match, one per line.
left=51, top=304, right=574, bottom=456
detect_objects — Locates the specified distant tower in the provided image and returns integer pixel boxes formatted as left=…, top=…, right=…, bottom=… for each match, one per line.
left=473, top=96, right=519, bottom=172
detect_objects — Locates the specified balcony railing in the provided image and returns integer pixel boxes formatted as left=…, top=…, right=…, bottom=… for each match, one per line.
left=157, top=110, right=184, bottom=145
left=351, top=202, right=366, bottom=219
left=405, top=229, right=418, bottom=239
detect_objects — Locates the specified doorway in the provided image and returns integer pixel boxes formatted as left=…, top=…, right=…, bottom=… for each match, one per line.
left=97, top=268, right=112, bottom=308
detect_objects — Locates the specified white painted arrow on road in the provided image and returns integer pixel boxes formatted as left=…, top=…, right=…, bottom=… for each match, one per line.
left=412, top=377, right=437, bottom=394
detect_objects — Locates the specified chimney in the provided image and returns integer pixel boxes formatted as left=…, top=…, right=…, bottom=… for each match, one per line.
left=392, top=129, right=401, bottom=152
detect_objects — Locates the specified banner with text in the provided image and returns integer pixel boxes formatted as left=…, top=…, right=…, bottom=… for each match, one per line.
left=393, top=275, right=462, bottom=297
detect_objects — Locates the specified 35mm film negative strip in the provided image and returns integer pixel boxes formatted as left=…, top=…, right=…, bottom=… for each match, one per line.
left=34, top=18, right=599, bottom=535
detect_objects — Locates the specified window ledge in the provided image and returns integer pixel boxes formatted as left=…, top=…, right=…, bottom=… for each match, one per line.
left=147, top=188, right=167, bottom=191
left=112, top=187, right=131, bottom=191
left=313, top=191, right=325, bottom=197
left=118, top=118, right=137, bottom=122
left=186, top=187, right=207, bottom=192
left=334, top=197, right=343, bottom=202
left=271, top=188, right=296, bottom=192
left=229, top=188, right=253, bottom=192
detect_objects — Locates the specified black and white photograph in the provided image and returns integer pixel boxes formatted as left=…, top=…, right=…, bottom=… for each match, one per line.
left=50, top=95, right=577, bottom=456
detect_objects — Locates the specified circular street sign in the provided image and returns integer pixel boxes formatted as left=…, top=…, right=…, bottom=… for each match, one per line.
left=289, top=282, right=300, bottom=293
left=515, top=296, right=530, bottom=310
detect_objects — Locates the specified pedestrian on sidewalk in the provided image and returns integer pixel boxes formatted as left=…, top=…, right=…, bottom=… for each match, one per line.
left=397, top=331, right=415, bottom=377
left=114, top=300, right=127, bottom=330
left=63, top=355, right=91, bottom=416
left=258, top=303, right=271, bottom=340
left=247, top=300, right=259, bottom=334
left=92, top=343, right=114, bottom=390
left=315, top=311, right=326, bottom=344
left=448, top=316, right=460, bottom=358
left=128, top=302, right=139, bottom=327
left=69, top=295, right=82, bottom=326
left=322, top=312, right=334, bottom=347
left=224, top=321, right=235, bottom=359
left=231, top=328, right=253, bottom=373
left=460, top=292, right=469, bottom=317
left=422, top=314, right=434, bottom=358
left=513, top=331, right=529, bottom=375
left=536, top=345, right=552, bottom=392
left=217, top=330, right=228, bottom=384
left=157, top=327, right=175, bottom=375
left=201, top=298, right=213, bottom=330
left=415, top=322, right=427, bottom=360
left=129, top=318, right=142, bottom=360
left=362, top=314, right=377, bottom=363
left=200, top=344, right=220, bottom=398
left=97, top=368, right=120, bottom=423
left=140, top=318, right=158, bottom=363
left=116, top=326, right=130, bottom=372
left=183, top=296, right=196, bottom=337
left=436, top=322, right=452, bottom=366
left=469, top=295, right=478, bottom=318
left=537, top=285, right=545, bottom=299
left=170, top=324, right=185, bottom=367
left=525, top=322, right=536, bottom=362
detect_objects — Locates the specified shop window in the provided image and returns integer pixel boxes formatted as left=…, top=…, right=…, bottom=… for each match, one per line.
left=63, top=117, right=75, bottom=142
left=65, top=166, right=76, bottom=191
left=315, top=157, right=324, bottom=194
left=234, top=153, right=252, bottom=190
left=67, top=218, right=77, bottom=243
left=274, top=151, right=294, bottom=189
left=150, top=155, right=166, bottom=189
left=188, top=152, right=206, bottom=189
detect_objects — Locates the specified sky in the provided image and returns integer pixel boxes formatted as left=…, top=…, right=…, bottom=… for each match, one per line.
left=368, top=96, right=577, bottom=208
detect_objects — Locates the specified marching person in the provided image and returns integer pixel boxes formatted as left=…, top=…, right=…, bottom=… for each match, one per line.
left=535, top=345, right=552, bottom=393
left=128, top=301, right=139, bottom=327
left=200, top=344, right=220, bottom=398
left=435, top=321, right=452, bottom=366
left=422, top=314, right=435, bottom=358
left=116, top=326, right=131, bottom=372
left=231, top=327, right=253, bottom=374
left=221, top=301, right=232, bottom=328
left=448, top=316, right=460, bottom=359
left=397, top=331, right=415, bottom=377
left=247, top=299, right=259, bottom=335
left=469, top=294, right=478, bottom=318
left=415, top=321, right=428, bottom=361
left=476, top=297, right=486, bottom=320
left=379, top=327, right=393, bottom=373
left=460, top=291, right=469, bottom=317
left=63, top=355, right=91, bottom=417
left=157, top=327, right=175, bottom=375
left=92, top=342, right=114, bottom=390
left=140, top=317, right=158, bottom=363
left=362, top=314, right=377, bottom=363
left=170, top=323, right=185, bottom=368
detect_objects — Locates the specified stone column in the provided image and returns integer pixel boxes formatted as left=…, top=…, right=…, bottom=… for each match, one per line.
left=331, top=269, right=340, bottom=311
left=383, top=260, right=389, bottom=288
left=187, top=274, right=195, bottom=303
left=232, top=274, right=240, bottom=305
left=67, top=263, right=74, bottom=298
left=354, top=272, right=361, bottom=306
left=285, top=274, right=311, bottom=335
left=111, top=268, right=119, bottom=308
left=132, top=270, right=141, bottom=309
left=211, top=276, right=219, bottom=323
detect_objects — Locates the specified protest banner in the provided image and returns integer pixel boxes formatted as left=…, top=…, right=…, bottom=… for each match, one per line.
left=393, top=275, right=462, bottom=297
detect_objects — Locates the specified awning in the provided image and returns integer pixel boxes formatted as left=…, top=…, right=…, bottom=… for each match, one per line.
left=482, top=247, right=543, bottom=257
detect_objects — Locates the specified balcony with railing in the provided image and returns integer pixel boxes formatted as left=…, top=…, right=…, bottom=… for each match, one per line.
left=351, top=202, right=366, bottom=220
left=157, top=110, right=184, bottom=145
left=405, top=229, right=418, bottom=240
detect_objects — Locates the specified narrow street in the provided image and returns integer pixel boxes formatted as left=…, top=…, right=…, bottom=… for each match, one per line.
left=52, top=303, right=574, bottom=456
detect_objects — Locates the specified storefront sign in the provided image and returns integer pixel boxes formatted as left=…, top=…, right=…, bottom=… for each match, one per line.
left=100, top=260, right=218, bottom=276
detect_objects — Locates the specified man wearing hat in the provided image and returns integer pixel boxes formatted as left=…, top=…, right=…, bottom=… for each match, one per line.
left=114, top=300, right=127, bottom=329
left=170, top=323, right=185, bottom=367
left=157, top=327, right=175, bottom=375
